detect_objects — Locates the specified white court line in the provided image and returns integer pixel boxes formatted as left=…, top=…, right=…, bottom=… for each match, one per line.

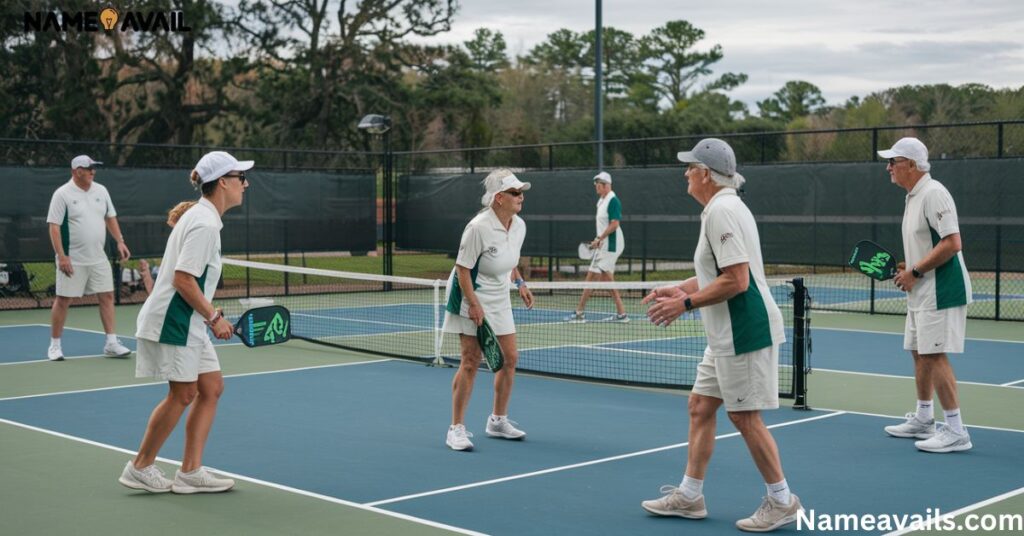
left=0, top=323, right=50, bottom=329
left=1002, top=378, right=1024, bottom=387
left=813, top=407, right=1024, bottom=434
left=0, top=417, right=485, bottom=536
left=883, top=485, right=1024, bottom=536
left=0, top=358, right=390, bottom=402
left=365, top=411, right=847, bottom=507
left=812, top=367, right=1023, bottom=389
left=814, top=326, right=1024, bottom=345
left=0, top=340, right=246, bottom=367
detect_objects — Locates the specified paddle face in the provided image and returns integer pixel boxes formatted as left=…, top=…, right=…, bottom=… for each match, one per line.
left=476, top=319, right=504, bottom=372
left=578, top=242, right=596, bottom=260
left=848, top=240, right=899, bottom=281
left=234, top=305, right=292, bottom=347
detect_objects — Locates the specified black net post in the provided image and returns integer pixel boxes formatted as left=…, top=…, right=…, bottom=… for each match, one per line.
left=995, top=225, right=1002, bottom=321
left=792, top=277, right=810, bottom=410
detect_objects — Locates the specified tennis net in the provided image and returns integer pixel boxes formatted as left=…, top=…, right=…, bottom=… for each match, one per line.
left=219, top=258, right=810, bottom=403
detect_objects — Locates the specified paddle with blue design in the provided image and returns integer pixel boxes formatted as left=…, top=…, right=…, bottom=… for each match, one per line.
left=233, top=305, right=292, bottom=347
left=476, top=318, right=504, bottom=372
left=848, top=240, right=903, bottom=281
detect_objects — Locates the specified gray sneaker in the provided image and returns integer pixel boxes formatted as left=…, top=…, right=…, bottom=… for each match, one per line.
left=485, top=417, right=526, bottom=439
left=884, top=413, right=935, bottom=439
left=118, top=461, right=172, bottom=493
left=915, top=424, right=972, bottom=453
left=564, top=312, right=586, bottom=323
left=171, top=467, right=235, bottom=494
left=641, top=485, right=707, bottom=519
left=736, top=494, right=803, bottom=532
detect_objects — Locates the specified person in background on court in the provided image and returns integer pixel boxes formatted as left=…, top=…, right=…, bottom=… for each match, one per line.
left=641, top=138, right=803, bottom=532
left=444, top=168, right=535, bottom=451
left=135, top=201, right=196, bottom=296
left=564, top=171, right=628, bottom=323
left=46, top=155, right=133, bottom=361
left=880, top=137, right=973, bottom=453
left=118, top=151, right=251, bottom=494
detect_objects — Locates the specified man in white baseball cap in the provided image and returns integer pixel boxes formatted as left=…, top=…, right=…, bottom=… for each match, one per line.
left=565, top=170, right=627, bottom=322
left=45, top=155, right=132, bottom=360
left=878, top=137, right=974, bottom=454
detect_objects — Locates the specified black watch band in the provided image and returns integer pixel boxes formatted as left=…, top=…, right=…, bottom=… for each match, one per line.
left=684, top=297, right=693, bottom=311
left=911, top=267, right=923, bottom=279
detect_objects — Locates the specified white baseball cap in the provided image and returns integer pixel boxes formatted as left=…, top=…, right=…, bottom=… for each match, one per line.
left=593, top=171, right=612, bottom=184
left=877, top=137, right=930, bottom=171
left=496, top=171, right=531, bottom=192
left=193, top=151, right=255, bottom=184
left=71, top=155, right=102, bottom=169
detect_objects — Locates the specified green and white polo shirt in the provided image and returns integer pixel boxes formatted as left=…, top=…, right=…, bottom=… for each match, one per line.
left=595, top=191, right=624, bottom=254
left=902, top=174, right=973, bottom=311
left=46, top=179, right=117, bottom=265
left=694, top=188, right=786, bottom=357
left=445, top=208, right=527, bottom=317
left=135, top=198, right=223, bottom=346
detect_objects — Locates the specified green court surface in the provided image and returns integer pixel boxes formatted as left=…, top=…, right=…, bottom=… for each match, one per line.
left=1, top=302, right=1021, bottom=535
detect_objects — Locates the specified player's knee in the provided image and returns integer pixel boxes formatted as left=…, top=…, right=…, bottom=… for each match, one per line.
left=502, top=349, right=518, bottom=368
left=169, top=386, right=198, bottom=406
left=688, top=396, right=714, bottom=421
left=727, top=410, right=760, bottom=431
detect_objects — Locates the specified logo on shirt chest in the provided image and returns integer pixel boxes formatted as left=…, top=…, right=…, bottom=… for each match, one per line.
left=485, top=246, right=499, bottom=256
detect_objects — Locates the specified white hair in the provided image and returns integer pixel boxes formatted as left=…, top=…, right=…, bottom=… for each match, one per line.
left=693, top=163, right=746, bottom=189
left=480, top=168, right=515, bottom=209
left=911, top=159, right=931, bottom=172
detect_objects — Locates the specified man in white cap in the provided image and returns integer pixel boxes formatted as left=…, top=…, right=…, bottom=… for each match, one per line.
left=565, top=170, right=627, bottom=322
left=878, top=137, right=973, bottom=453
left=45, top=155, right=132, bottom=361
left=641, top=138, right=803, bottom=532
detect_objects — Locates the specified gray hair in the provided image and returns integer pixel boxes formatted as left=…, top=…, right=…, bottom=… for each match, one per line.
left=692, top=163, right=746, bottom=189
left=480, top=168, right=516, bottom=209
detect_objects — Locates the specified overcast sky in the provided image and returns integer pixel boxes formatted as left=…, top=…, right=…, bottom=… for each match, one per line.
left=412, top=0, right=1024, bottom=109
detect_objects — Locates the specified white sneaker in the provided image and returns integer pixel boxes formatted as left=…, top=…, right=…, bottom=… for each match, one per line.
left=564, top=312, right=586, bottom=323
left=884, top=413, right=936, bottom=439
left=736, top=494, right=804, bottom=532
left=485, top=416, right=526, bottom=439
left=47, top=344, right=64, bottom=361
left=171, top=467, right=235, bottom=494
left=446, top=424, right=474, bottom=451
left=915, top=424, right=972, bottom=453
left=103, top=339, right=132, bottom=358
left=118, top=461, right=172, bottom=493
left=641, top=485, right=707, bottom=519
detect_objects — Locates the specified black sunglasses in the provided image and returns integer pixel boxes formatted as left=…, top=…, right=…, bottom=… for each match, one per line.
left=887, top=158, right=908, bottom=166
left=223, top=172, right=247, bottom=184
left=501, top=190, right=524, bottom=197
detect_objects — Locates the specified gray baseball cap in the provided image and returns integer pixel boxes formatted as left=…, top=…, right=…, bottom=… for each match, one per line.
left=677, top=138, right=738, bottom=177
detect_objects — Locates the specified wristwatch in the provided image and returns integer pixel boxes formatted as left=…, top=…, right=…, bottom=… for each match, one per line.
left=684, top=297, right=693, bottom=311
left=911, top=267, right=924, bottom=279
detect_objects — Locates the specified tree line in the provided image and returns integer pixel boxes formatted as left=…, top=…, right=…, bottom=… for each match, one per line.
left=3, top=0, right=1022, bottom=162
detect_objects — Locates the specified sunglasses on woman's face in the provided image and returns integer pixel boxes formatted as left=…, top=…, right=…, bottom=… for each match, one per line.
left=223, top=172, right=247, bottom=184
left=502, top=190, right=524, bottom=197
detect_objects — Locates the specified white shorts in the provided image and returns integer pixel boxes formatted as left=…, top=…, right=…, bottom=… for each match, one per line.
left=442, top=308, right=516, bottom=336
left=135, top=337, right=220, bottom=382
left=692, top=345, right=779, bottom=412
left=904, top=307, right=966, bottom=354
left=588, top=251, right=622, bottom=274
left=55, top=261, right=114, bottom=297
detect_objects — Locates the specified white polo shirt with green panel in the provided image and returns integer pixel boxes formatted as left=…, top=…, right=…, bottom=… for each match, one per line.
left=135, top=198, right=223, bottom=346
left=46, top=179, right=116, bottom=265
left=901, top=174, right=972, bottom=311
left=595, top=191, right=624, bottom=254
left=694, top=188, right=786, bottom=357
left=445, top=208, right=526, bottom=321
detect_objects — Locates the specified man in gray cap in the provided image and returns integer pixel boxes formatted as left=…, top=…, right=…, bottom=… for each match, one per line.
left=45, top=155, right=132, bottom=361
left=640, top=138, right=803, bottom=532
left=878, top=137, right=973, bottom=453
left=565, top=170, right=627, bottom=322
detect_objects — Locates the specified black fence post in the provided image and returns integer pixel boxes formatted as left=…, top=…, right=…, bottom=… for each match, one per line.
left=642, top=139, right=648, bottom=168
left=283, top=220, right=290, bottom=296
left=995, top=226, right=1002, bottom=321
left=547, top=220, right=554, bottom=282
left=641, top=221, right=648, bottom=282
left=871, top=128, right=879, bottom=161
left=548, top=145, right=554, bottom=171
left=469, top=150, right=475, bottom=174
left=997, top=122, right=1004, bottom=158
left=760, top=135, right=766, bottom=164
left=792, top=277, right=809, bottom=410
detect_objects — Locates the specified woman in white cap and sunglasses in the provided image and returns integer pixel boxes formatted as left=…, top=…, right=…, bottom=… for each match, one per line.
left=118, top=151, right=251, bottom=494
left=444, top=168, right=535, bottom=451
left=640, top=139, right=803, bottom=532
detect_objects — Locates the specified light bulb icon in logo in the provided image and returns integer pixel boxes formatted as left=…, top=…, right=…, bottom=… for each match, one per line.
left=100, top=7, right=119, bottom=30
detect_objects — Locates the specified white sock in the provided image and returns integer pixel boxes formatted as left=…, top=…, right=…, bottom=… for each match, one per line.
left=489, top=414, right=506, bottom=423
left=944, top=409, right=965, bottom=434
left=106, top=334, right=118, bottom=344
left=767, top=479, right=792, bottom=505
left=50, top=337, right=61, bottom=348
left=916, top=400, right=934, bottom=421
left=679, top=475, right=703, bottom=500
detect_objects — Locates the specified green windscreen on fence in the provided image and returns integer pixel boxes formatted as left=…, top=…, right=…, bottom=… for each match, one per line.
left=396, top=158, right=1024, bottom=271
left=0, top=167, right=376, bottom=260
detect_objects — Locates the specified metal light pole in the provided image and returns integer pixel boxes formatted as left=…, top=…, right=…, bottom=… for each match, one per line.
left=358, top=114, right=393, bottom=279
left=595, top=0, right=603, bottom=171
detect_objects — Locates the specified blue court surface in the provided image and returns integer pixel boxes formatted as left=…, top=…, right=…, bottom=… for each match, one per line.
left=1, top=359, right=1021, bottom=535
left=810, top=328, right=1024, bottom=386
left=0, top=325, right=138, bottom=364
